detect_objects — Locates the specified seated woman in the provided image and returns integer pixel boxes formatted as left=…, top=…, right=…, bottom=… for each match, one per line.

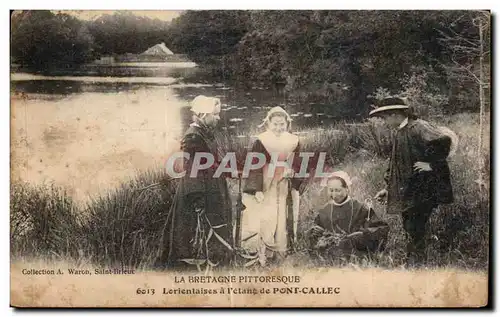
left=308, top=171, right=389, bottom=259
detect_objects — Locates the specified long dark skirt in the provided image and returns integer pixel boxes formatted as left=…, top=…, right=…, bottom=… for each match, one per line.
left=165, top=175, right=234, bottom=271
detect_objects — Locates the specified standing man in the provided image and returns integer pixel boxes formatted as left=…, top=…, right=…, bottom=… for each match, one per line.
left=372, top=97, right=454, bottom=265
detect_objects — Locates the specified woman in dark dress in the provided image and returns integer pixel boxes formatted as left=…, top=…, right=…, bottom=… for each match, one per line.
left=165, top=95, right=233, bottom=271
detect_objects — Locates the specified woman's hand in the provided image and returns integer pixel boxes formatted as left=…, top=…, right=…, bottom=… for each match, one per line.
left=374, top=189, right=388, bottom=203
left=310, top=225, right=325, bottom=237
left=414, top=161, right=432, bottom=172
left=255, top=191, right=264, bottom=203
left=283, top=168, right=295, bottom=179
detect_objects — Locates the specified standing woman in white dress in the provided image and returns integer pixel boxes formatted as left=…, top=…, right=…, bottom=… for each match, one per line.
left=240, top=106, right=305, bottom=266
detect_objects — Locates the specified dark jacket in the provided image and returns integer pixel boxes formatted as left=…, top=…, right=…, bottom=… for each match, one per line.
left=385, top=119, right=454, bottom=214
left=311, top=198, right=389, bottom=253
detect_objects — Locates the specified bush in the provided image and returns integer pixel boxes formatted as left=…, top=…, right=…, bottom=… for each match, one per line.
left=79, top=168, right=179, bottom=270
left=10, top=181, right=80, bottom=259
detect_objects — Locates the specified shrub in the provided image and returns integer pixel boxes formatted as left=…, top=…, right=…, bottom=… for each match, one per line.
left=79, top=168, right=178, bottom=270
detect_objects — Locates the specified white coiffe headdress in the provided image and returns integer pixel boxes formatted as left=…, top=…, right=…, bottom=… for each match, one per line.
left=320, top=171, right=353, bottom=189
left=190, top=95, right=221, bottom=115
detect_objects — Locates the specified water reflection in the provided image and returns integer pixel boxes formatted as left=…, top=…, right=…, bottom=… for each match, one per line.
left=12, top=62, right=198, bottom=78
left=11, top=80, right=153, bottom=95
left=171, top=84, right=339, bottom=132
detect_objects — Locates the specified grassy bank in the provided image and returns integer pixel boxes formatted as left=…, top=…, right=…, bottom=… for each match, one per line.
left=10, top=113, right=490, bottom=270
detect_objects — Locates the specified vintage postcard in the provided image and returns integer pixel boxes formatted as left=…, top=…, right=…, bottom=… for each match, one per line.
left=10, top=9, right=490, bottom=308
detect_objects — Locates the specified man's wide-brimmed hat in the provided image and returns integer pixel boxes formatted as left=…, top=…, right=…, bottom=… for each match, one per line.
left=369, top=97, right=409, bottom=117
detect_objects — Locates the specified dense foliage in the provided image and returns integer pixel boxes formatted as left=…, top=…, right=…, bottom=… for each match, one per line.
left=87, top=11, right=171, bottom=56
left=11, top=10, right=171, bottom=66
left=168, top=10, right=490, bottom=117
left=11, top=11, right=95, bottom=66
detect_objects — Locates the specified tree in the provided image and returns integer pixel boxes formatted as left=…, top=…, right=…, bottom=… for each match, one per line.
left=87, top=11, right=171, bottom=56
left=166, top=10, right=250, bottom=77
left=227, top=11, right=466, bottom=118
left=437, top=11, right=490, bottom=195
left=438, top=11, right=491, bottom=112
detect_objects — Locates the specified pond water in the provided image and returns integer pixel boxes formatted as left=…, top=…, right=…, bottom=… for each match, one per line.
left=10, top=62, right=341, bottom=203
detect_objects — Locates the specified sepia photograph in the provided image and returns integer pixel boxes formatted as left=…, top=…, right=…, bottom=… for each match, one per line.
left=9, top=9, right=491, bottom=308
